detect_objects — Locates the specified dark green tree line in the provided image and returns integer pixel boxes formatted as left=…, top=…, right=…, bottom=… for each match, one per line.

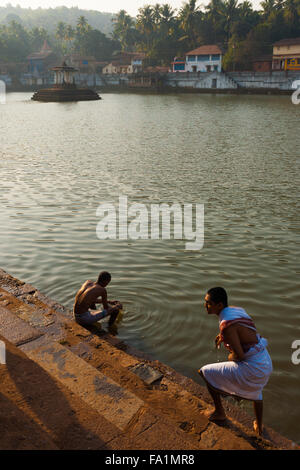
left=112, top=0, right=300, bottom=70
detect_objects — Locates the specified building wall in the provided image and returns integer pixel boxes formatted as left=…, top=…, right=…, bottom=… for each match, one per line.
left=273, top=44, right=300, bottom=70
left=228, top=70, right=300, bottom=90
left=253, top=61, right=272, bottom=72
left=5, top=69, right=300, bottom=91
left=185, top=54, right=222, bottom=73
left=165, top=70, right=300, bottom=90
left=273, top=44, right=300, bottom=56
left=166, top=71, right=236, bottom=89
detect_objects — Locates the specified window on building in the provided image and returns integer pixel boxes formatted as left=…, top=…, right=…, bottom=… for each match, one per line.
left=211, top=55, right=220, bottom=60
left=198, top=55, right=210, bottom=61
left=188, top=55, right=196, bottom=62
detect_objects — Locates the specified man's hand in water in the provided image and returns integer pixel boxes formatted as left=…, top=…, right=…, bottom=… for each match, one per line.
left=109, top=300, right=122, bottom=308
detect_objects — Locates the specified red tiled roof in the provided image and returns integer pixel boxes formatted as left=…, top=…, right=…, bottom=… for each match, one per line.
left=186, top=45, right=222, bottom=56
left=27, top=50, right=53, bottom=60
left=27, top=40, right=53, bottom=60
left=274, top=37, right=300, bottom=46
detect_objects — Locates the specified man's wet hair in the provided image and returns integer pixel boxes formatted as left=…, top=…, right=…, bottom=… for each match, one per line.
left=207, top=287, right=228, bottom=307
left=97, top=271, right=111, bottom=285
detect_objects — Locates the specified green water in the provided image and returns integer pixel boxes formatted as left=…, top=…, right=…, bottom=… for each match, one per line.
left=0, top=92, right=299, bottom=443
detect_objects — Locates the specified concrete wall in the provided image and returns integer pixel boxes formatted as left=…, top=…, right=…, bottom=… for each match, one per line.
left=165, top=71, right=238, bottom=89
left=227, top=71, right=300, bottom=90
left=6, top=70, right=300, bottom=92
left=165, top=70, right=300, bottom=91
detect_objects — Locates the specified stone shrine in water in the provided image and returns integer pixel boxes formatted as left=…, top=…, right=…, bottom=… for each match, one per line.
left=31, top=61, right=101, bottom=102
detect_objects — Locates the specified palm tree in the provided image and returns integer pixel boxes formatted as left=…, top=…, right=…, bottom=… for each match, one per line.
left=136, top=5, right=155, bottom=51
left=283, top=0, right=299, bottom=27
left=65, top=25, right=74, bottom=41
left=112, top=10, right=136, bottom=51
left=205, top=0, right=225, bottom=42
left=260, top=0, right=276, bottom=20
left=221, top=0, right=239, bottom=43
left=179, top=0, right=201, bottom=48
left=55, top=21, right=66, bottom=41
left=153, top=3, right=162, bottom=27
left=30, top=27, right=48, bottom=50
left=77, top=16, right=88, bottom=32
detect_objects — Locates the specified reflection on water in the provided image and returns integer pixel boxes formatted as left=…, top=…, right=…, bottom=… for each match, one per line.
left=0, top=92, right=299, bottom=443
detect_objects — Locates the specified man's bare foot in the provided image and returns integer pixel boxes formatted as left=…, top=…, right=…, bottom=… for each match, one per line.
left=253, top=420, right=263, bottom=436
left=205, top=410, right=227, bottom=422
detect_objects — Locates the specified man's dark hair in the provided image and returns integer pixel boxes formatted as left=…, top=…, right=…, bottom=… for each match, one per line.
left=97, top=271, right=111, bottom=285
left=207, top=287, right=228, bottom=307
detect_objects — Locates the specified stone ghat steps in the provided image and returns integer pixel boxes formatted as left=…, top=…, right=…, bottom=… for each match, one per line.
left=3, top=336, right=201, bottom=450
left=0, top=316, right=209, bottom=450
left=0, top=269, right=297, bottom=450
left=0, top=287, right=254, bottom=450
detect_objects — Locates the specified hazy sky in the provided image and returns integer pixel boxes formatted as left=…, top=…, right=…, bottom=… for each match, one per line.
left=0, top=1, right=262, bottom=17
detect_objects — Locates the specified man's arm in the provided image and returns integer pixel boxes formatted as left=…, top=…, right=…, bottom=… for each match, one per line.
left=223, top=325, right=245, bottom=362
left=95, top=288, right=109, bottom=311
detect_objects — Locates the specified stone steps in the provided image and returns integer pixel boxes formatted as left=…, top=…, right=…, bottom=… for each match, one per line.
left=0, top=290, right=209, bottom=448
left=0, top=334, right=207, bottom=450
left=27, top=341, right=144, bottom=431
left=0, top=336, right=112, bottom=450
left=0, top=297, right=256, bottom=450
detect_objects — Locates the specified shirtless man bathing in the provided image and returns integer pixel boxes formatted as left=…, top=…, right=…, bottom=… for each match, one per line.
left=73, top=271, right=122, bottom=327
left=198, top=287, right=273, bottom=436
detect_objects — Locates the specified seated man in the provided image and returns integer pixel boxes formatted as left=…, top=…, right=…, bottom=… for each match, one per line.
left=198, top=287, right=273, bottom=436
left=73, top=271, right=122, bottom=327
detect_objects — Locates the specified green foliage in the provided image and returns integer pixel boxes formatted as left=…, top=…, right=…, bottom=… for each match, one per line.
left=112, top=0, right=300, bottom=68
left=0, top=2, right=300, bottom=69
left=0, top=5, right=114, bottom=35
left=0, top=12, right=119, bottom=63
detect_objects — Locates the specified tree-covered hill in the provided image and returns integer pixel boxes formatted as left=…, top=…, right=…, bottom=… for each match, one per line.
left=0, top=4, right=114, bottom=36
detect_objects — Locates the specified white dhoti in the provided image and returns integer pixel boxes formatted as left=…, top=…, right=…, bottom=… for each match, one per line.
left=201, top=336, right=273, bottom=401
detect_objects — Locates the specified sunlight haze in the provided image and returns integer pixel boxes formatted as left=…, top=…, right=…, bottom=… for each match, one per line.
left=0, top=0, right=263, bottom=17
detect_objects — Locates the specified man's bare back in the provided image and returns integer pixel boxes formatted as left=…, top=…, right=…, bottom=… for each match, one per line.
left=73, top=280, right=108, bottom=315
left=73, top=272, right=122, bottom=327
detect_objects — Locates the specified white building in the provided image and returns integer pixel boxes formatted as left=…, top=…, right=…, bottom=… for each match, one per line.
left=102, top=52, right=146, bottom=75
left=185, top=45, right=222, bottom=73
